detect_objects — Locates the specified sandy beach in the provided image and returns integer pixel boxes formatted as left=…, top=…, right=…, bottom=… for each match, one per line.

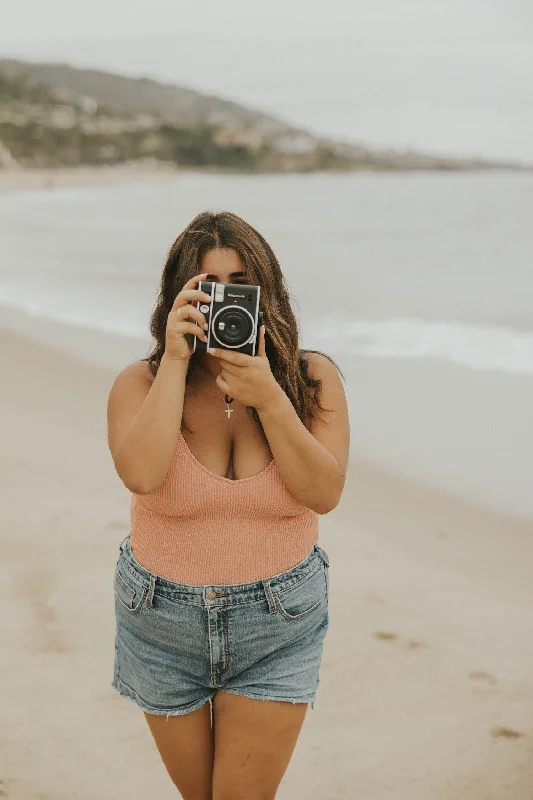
left=0, top=163, right=181, bottom=194
left=1, top=321, right=532, bottom=799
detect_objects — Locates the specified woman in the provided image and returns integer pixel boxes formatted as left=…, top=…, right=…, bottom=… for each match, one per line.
left=107, top=210, right=350, bottom=799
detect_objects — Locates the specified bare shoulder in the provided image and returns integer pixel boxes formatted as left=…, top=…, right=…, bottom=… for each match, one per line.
left=302, top=350, right=342, bottom=380
left=300, top=350, right=350, bottom=474
left=107, top=360, right=154, bottom=411
left=110, top=359, right=154, bottom=392
left=301, top=351, right=346, bottom=402
left=107, top=360, right=154, bottom=458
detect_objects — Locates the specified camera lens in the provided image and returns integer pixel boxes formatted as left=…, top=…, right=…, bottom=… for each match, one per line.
left=214, top=307, right=253, bottom=347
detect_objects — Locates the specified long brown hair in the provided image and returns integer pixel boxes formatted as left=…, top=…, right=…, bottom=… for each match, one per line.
left=142, top=211, right=345, bottom=433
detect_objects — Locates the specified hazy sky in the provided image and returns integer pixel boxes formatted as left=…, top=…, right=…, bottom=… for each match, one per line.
left=2, top=0, right=532, bottom=161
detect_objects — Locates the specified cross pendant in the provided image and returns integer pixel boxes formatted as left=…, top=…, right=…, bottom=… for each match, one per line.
left=225, top=405, right=233, bottom=419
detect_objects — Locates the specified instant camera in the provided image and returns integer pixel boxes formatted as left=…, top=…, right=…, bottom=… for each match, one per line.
left=193, top=280, right=264, bottom=357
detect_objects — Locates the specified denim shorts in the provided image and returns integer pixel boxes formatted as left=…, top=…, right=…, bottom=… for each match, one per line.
left=111, top=535, right=330, bottom=716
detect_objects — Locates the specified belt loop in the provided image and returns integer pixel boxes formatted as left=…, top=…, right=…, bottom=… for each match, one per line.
left=315, top=543, right=329, bottom=569
left=146, top=573, right=156, bottom=609
left=119, top=534, right=129, bottom=554
left=315, top=544, right=330, bottom=597
left=262, top=578, right=278, bottom=614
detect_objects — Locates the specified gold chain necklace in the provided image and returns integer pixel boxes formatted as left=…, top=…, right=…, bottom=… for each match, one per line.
left=195, top=363, right=235, bottom=419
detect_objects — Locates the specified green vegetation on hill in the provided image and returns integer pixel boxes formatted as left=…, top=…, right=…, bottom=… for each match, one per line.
left=0, top=59, right=522, bottom=172
left=0, top=59, right=283, bottom=129
left=0, top=71, right=258, bottom=169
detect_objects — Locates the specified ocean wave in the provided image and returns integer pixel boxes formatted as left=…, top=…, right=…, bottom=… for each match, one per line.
left=1, top=287, right=532, bottom=374
left=0, top=287, right=145, bottom=340
left=308, top=315, right=533, bottom=375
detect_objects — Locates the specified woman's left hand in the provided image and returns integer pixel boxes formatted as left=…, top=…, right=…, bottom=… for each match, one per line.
left=208, top=326, right=282, bottom=412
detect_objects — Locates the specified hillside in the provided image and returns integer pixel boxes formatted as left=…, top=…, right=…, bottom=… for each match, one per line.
left=0, top=58, right=523, bottom=172
left=0, top=58, right=289, bottom=132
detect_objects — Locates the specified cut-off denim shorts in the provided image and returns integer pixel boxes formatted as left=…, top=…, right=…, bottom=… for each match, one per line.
left=111, top=535, right=330, bottom=716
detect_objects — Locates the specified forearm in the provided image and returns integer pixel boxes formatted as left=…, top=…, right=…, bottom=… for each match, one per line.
left=115, top=353, right=189, bottom=493
left=257, top=387, right=343, bottom=514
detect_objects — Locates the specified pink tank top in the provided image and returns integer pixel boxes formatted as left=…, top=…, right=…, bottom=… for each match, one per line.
left=129, top=430, right=319, bottom=585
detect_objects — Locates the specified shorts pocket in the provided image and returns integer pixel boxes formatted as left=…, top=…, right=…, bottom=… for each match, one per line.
left=274, top=563, right=328, bottom=621
left=114, top=560, right=147, bottom=613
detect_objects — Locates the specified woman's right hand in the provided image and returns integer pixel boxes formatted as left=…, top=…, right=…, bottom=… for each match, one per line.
left=164, top=273, right=213, bottom=362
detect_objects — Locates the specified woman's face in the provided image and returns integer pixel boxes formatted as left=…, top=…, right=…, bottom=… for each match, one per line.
left=199, top=247, right=249, bottom=286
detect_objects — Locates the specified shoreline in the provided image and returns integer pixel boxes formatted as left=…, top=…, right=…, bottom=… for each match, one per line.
left=0, top=162, right=182, bottom=194
left=1, top=163, right=531, bottom=197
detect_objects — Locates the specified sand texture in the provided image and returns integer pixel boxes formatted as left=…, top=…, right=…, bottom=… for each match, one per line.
left=1, top=323, right=533, bottom=798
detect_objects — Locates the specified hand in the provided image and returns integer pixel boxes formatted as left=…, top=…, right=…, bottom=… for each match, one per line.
left=208, top=326, right=282, bottom=412
left=165, top=273, right=212, bottom=361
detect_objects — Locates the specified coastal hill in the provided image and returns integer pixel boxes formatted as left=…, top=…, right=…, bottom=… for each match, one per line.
left=0, top=59, right=285, bottom=131
left=0, top=58, right=523, bottom=172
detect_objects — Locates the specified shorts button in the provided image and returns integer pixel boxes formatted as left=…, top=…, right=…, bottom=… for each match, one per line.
left=207, top=591, right=217, bottom=600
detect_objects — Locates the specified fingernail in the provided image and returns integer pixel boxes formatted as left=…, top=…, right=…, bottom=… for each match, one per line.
left=207, top=347, right=216, bottom=354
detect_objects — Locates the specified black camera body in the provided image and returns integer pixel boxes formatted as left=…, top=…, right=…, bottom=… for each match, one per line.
left=193, top=280, right=264, bottom=357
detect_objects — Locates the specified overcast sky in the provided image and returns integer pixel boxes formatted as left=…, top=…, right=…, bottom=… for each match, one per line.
left=2, top=0, right=532, bottom=161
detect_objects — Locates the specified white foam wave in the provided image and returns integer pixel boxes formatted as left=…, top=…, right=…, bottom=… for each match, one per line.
left=309, top=316, right=533, bottom=375
left=1, top=286, right=532, bottom=374
left=0, top=286, right=146, bottom=340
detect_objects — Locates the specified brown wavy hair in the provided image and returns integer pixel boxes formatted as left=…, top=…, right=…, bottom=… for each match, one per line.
left=141, top=210, right=345, bottom=433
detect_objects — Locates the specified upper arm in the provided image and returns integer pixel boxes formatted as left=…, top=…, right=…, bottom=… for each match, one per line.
left=107, top=361, right=153, bottom=464
left=305, top=352, right=351, bottom=485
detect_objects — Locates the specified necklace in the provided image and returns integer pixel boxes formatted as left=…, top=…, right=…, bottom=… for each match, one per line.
left=195, top=363, right=235, bottom=419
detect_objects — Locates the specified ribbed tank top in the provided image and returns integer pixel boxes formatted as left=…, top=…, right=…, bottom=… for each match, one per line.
left=129, top=429, right=319, bottom=585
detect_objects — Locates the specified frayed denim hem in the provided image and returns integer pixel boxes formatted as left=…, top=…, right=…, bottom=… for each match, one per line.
left=110, top=675, right=213, bottom=719
left=219, top=687, right=318, bottom=710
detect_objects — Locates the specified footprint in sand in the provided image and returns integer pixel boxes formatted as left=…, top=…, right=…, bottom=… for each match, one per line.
left=405, top=638, right=426, bottom=649
left=469, top=670, right=499, bottom=693
left=0, top=779, right=7, bottom=796
left=374, top=631, right=399, bottom=641
left=373, top=631, right=427, bottom=649
left=490, top=726, right=525, bottom=740
left=14, top=567, right=70, bottom=654
left=364, top=594, right=387, bottom=606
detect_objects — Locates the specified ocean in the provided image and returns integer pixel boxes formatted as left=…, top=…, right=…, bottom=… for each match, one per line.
left=1, top=170, right=532, bottom=519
